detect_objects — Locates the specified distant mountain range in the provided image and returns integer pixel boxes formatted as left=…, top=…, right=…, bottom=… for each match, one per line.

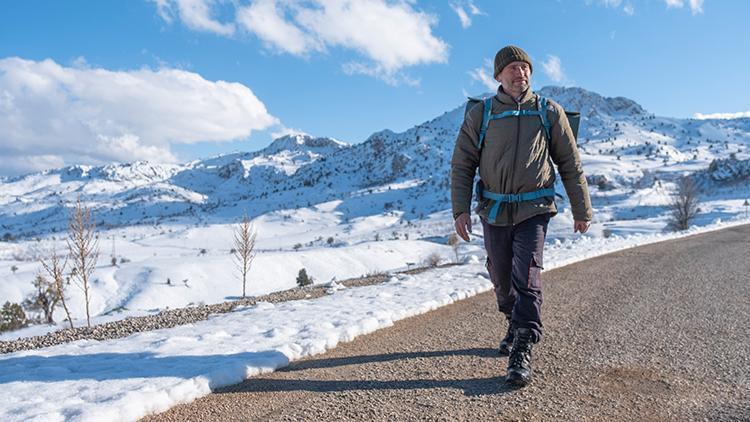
left=2, top=86, right=749, bottom=239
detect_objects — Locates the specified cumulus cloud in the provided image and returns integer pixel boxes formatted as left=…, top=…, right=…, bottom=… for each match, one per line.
left=154, top=0, right=448, bottom=84
left=235, top=0, right=321, bottom=56
left=152, top=0, right=235, bottom=35
left=295, top=1, right=447, bottom=77
left=468, top=58, right=499, bottom=92
left=0, top=57, right=278, bottom=176
left=542, top=55, right=565, bottom=83
left=665, top=0, right=704, bottom=15
left=693, top=111, right=750, bottom=120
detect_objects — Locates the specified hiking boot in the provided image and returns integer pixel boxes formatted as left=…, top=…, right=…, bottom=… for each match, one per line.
left=506, top=327, right=534, bottom=386
left=499, top=317, right=513, bottom=356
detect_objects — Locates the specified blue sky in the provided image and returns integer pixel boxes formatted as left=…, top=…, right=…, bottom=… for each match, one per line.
left=1, top=0, right=748, bottom=176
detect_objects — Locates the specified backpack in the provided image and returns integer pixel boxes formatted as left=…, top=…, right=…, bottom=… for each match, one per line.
left=463, top=95, right=580, bottom=151
left=462, top=94, right=581, bottom=221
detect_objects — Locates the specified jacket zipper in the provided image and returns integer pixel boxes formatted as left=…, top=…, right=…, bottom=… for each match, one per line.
left=509, top=99, right=522, bottom=225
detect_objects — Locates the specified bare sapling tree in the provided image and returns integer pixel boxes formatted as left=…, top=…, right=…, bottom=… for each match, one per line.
left=67, top=197, right=99, bottom=327
left=232, top=215, right=257, bottom=298
left=669, top=176, right=700, bottom=231
left=40, top=248, right=74, bottom=329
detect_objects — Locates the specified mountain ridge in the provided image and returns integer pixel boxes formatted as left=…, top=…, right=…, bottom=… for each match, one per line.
left=2, top=85, right=749, bottom=239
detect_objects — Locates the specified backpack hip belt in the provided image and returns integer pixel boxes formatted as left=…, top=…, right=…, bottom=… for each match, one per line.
left=476, top=182, right=555, bottom=224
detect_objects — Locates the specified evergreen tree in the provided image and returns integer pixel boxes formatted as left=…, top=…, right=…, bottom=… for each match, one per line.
left=296, top=268, right=313, bottom=287
left=0, top=302, right=27, bottom=332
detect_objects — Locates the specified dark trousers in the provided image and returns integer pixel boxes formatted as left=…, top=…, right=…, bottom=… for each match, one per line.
left=482, top=213, right=550, bottom=343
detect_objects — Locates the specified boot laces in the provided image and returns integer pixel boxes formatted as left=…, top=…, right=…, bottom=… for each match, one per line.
left=509, top=331, right=533, bottom=368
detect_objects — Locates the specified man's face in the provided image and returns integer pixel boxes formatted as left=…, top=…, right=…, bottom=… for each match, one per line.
left=496, top=61, right=531, bottom=94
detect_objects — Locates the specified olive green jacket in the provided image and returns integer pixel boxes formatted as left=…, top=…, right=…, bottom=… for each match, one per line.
left=450, top=87, right=592, bottom=226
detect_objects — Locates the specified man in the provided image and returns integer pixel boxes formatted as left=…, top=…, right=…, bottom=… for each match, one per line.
left=451, top=45, right=592, bottom=386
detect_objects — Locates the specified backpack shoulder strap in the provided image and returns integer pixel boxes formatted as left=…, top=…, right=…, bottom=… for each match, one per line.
left=537, top=96, right=551, bottom=142
left=478, top=97, right=492, bottom=150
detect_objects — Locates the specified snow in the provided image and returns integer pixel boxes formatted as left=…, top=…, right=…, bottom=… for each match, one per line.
left=1, top=218, right=748, bottom=421
left=2, top=85, right=750, bottom=420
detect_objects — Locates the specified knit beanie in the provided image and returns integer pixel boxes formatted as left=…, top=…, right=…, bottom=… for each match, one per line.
left=493, top=45, right=533, bottom=78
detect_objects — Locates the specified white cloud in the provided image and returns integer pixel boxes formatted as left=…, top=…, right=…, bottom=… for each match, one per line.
left=693, top=111, right=750, bottom=120
left=467, top=1, right=482, bottom=15
left=542, top=55, right=565, bottom=83
left=450, top=1, right=484, bottom=29
left=602, top=0, right=622, bottom=7
left=664, top=0, right=704, bottom=14
left=154, top=0, right=448, bottom=84
left=0, top=57, right=278, bottom=176
left=342, top=61, right=421, bottom=87
left=451, top=3, right=471, bottom=28
left=270, top=126, right=311, bottom=140
left=589, top=0, right=641, bottom=15
left=236, top=0, right=322, bottom=56
left=153, top=0, right=235, bottom=35
left=294, top=0, right=448, bottom=76
left=468, top=59, right=499, bottom=92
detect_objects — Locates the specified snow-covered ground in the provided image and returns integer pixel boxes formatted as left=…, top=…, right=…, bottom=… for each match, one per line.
left=1, top=218, right=748, bottom=422
left=3, top=187, right=750, bottom=342
left=2, top=85, right=750, bottom=420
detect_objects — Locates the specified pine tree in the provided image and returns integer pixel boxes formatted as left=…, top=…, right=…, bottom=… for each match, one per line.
left=296, top=268, right=313, bottom=287
left=0, top=302, right=27, bottom=332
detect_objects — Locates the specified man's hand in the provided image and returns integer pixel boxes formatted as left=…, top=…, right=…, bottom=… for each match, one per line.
left=454, top=213, right=472, bottom=241
left=574, top=220, right=590, bottom=234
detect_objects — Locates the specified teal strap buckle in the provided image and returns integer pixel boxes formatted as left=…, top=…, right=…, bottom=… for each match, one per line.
left=480, top=187, right=556, bottom=223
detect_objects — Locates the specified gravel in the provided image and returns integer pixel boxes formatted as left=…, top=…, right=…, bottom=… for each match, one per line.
left=0, top=265, right=454, bottom=355
left=145, top=224, right=750, bottom=421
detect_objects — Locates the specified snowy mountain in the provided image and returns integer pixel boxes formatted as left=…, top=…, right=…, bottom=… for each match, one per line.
left=2, top=85, right=749, bottom=241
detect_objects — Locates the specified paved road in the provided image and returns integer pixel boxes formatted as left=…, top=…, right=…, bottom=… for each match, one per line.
left=146, top=225, right=750, bottom=421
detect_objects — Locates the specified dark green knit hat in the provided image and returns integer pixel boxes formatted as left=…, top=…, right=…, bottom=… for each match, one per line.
left=493, top=45, right=533, bottom=78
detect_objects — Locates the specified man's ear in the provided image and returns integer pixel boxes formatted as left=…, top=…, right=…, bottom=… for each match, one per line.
left=494, top=75, right=501, bottom=83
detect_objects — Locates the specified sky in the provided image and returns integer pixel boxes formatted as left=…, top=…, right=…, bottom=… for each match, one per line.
left=1, top=0, right=748, bottom=177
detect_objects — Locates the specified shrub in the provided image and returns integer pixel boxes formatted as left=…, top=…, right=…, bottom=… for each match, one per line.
left=23, top=274, right=60, bottom=324
left=424, top=252, right=442, bottom=268
left=296, top=268, right=313, bottom=287
left=668, top=176, right=700, bottom=231
left=0, top=301, right=27, bottom=332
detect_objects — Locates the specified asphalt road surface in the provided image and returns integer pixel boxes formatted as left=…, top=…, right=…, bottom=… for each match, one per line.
left=145, top=224, right=750, bottom=421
